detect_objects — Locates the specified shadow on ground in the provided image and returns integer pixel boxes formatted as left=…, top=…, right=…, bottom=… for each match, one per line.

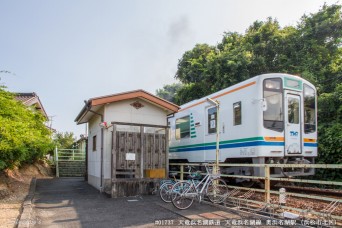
left=30, top=178, right=226, bottom=227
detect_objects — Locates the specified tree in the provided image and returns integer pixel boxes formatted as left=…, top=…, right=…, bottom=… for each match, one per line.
left=156, top=83, right=183, bottom=104
left=295, top=3, right=342, bottom=93
left=171, top=4, right=341, bottom=101
left=174, top=44, right=219, bottom=104
left=0, top=86, right=53, bottom=170
left=53, top=132, right=76, bottom=149
left=316, top=83, right=342, bottom=180
left=157, top=3, right=342, bottom=177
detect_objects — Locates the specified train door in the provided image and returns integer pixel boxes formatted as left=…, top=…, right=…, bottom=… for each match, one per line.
left=284, top=92, right=302, bottom=155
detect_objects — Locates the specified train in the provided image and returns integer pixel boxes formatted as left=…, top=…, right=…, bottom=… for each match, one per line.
left=168, top=73, right=317, bottom=186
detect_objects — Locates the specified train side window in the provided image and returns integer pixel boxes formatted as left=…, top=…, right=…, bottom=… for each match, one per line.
left=263, top=78, right=284, bottom=132
left=175, top=116, right=190, bottom=139
left=92, top=135, right=97, bottom=152
left=233, top=102, right=242, bottom=125
left=304, top=84, right=316, bottom=133
left=207, top=107, right=217, bottom=134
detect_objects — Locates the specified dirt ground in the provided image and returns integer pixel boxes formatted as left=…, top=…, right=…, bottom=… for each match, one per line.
left=0, top=161, right=52, bottom=228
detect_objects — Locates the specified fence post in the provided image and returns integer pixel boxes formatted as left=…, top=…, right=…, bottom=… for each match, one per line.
left=180, top=164, right=184, bottom=181
left=72, top=149, right=75, bottom=161
left=55, top=146, right=59, bottom=178
left=264, top=165, right=270, bottom=203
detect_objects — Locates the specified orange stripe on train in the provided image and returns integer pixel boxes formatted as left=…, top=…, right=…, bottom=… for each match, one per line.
left=304, top=138, right=316, bottom=143
left=264, top=137, right=284, bottom=142
left=179, top=81, right=256, bottom=112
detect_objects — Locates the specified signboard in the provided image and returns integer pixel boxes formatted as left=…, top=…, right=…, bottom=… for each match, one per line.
left=126, top=153, right=136, bottom=161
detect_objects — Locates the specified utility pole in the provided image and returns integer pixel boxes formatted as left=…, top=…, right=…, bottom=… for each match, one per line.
left=49, top=115, right=56, bottom=132
left=206, top=98, right=220, bottom=174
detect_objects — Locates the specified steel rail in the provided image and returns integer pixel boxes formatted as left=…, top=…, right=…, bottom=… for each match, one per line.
left=225, top=197, right=342, bottom=221
left=170, top=163, right=342, bottom=169
left=169, top=162, right=342, bottom=221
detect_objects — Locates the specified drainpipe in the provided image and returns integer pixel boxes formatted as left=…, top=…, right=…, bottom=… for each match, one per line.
left=85, top=101, right=104, bottom=192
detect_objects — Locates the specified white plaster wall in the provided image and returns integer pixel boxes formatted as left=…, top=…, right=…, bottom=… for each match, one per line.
left=87, top=99, right=169, bottom=189
left=104, top=99, right=168, bottom=126
left=103, top=124, right=112, bottom=180
left=87, top=110, right=103, bottom=190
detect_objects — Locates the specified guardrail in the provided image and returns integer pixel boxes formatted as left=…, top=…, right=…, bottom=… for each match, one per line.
left=54, top=148, right=85, bottom=161
left=169, top=163, right=342, bottom=221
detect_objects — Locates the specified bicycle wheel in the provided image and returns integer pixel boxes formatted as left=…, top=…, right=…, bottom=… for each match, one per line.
left=206, top=178, right=228, bottom=203
left=171, top=181, right=196, bottom=210
left=159, top=182, right=174, bottom=203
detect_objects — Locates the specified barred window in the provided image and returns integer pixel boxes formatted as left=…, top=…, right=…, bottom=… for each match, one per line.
left=92, top=135, right=97, bottom=152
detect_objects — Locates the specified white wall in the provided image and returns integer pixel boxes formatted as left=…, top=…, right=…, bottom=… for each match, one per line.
left=87, top=110, right=103, bottom=189
left=87, top=98, right=169, bottom=190
left=104, top=99, right=168, bottom=126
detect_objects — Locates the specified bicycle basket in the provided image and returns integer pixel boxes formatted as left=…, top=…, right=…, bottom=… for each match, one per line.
left=188, top=171, right=202, bottom=180
left=207, top=166, right=221, bottom=179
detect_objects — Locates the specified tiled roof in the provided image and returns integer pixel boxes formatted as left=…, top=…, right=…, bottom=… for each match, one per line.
left=15, top=92, right=48, bottom=119
left=75, top=89, right=180, bottom=124
left=15, top=92, right=37, bottom=104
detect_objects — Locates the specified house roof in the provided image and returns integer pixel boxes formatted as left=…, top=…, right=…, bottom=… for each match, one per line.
left=75, top=89, right=180, bottom=124
left=15, top=92, right=48, bottom=119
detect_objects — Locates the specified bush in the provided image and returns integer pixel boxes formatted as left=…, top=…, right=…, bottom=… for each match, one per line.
left=0, top=87, right=53, bottom=170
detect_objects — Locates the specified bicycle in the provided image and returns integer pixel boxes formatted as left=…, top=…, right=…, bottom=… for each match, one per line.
left=171, top=164, right=228, bottom=210
left=159, top=166, right=201, bottom=203
left=159, top=173, right=177, bottom=203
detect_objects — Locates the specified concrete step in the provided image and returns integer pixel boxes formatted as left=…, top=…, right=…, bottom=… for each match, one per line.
left=57, top=161, right=86, bottom=177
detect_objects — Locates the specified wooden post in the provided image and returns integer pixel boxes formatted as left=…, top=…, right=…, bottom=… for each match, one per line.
left=140, top=126, right=144, bottom=179
left=264, top=165, right=270, bottom=203
left=180, top=164, right=184, bottom=181
left=215, top=101, right=220, bottom=175
left=206, top=98, right=220, bottom=175
left=165, top=127, right=169, bottom=178
left=55, top=146, right=59, bottom=178
left=112, top=124, right=117, bottom=181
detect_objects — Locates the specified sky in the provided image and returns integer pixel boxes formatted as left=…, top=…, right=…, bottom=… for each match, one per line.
left=0, top=0, right=339, bottom=139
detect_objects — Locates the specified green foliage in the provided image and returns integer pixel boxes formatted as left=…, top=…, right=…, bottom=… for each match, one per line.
left=156, top=83, right=183, bottom=104
left=53, top=132, right=76, bottom=149
left=165, top=4, right=342, bottom=105
left=316, top=84, right=342, bottom=180
left=316, top=122, right=342, bottom=180
left=0, top=87, right=53, bottom=170
left=157, top=3, right=342, bottom=177
left=318, top=84, right=342, bottom=123
left=174, top=82, right=212, bottom=105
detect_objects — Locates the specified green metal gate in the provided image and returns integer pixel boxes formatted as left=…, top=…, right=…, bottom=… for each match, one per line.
left=54, top=147, right=86, bottom=177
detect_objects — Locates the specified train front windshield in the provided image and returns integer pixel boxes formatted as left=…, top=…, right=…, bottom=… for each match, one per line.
left=304, top=84, right=316, bottom=133
left=263, top=78, right=317, bottom=134
left=263, top=78, right=284, bottom=132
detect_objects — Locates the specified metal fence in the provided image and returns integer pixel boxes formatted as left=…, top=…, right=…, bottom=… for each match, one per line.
left=54, top=148, right=86, bottom=161
left=170, top=163, right=342, bottom=221
left=54, top=147, right=86, bottom=177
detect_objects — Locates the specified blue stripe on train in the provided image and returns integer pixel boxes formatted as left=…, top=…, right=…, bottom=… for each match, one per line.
left=170, top=141, right=285, bottom=153
left=304, top=143, right=318, bottom=147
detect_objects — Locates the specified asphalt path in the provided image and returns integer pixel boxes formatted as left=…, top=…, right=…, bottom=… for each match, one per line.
left=25, top=178, right=236, bottom=228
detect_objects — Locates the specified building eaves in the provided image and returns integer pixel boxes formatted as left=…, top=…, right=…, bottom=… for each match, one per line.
left=75, top=89, right=180, bottom=124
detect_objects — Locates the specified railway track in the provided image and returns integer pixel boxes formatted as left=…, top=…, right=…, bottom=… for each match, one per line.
left=277, top=185, right=342, bottom=198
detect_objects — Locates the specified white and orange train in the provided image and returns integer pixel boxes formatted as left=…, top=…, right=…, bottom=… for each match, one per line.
left=168, top=73, right=317, bottom=184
